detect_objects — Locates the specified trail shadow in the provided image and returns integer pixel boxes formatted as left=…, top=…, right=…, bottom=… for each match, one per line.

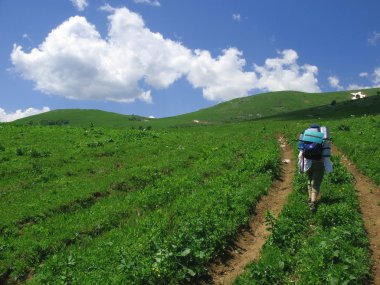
left=319, top=195, right=345, bottom=205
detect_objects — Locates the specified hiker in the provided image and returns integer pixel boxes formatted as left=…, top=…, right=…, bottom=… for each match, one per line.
left=298, top=124, right=333, bottom=212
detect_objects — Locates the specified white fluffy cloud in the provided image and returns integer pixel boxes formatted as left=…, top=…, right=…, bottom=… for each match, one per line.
left=328, top=76, right=344, bottom=90
left=187, top=48, right=257, bottom=101
left=70, top=0, right=88, bottom=11
left=11, top=6, right=321, bottom=104
left=0, top=107, right=50, bottom=122
left=12, top=7, right=192, bottom=103
left=254, top=50, right=320, bottom=93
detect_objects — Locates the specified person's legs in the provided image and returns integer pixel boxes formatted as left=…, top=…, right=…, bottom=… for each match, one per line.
left=307, top=161, right=324, bottom=211
left=307, top=172, right=313, bottom=202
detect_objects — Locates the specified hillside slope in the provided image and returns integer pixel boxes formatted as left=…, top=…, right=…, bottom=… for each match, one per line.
left=11, top=109, right=149, bottom=128
left=10, top=88, right=380, bottom=128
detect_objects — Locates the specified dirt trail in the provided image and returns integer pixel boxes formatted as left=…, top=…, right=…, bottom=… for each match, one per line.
left=332, top=145, right=380, bottom=285
left=203, top=136, right=295, bottom=285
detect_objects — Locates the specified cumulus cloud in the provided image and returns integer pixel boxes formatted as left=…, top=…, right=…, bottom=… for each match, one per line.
left=134, top=0, right=160, bottom=7
left=70, top=0, right=88, bottom=11
left=187, top=49, right=320, bottom=100
left=12, top=8, right=193, bottom=103
left=138, top=90, right=153, bottom=104
left=328, top=75, right=344, bottom=90
left=254, top=49, right=320, bottom=93
left=368, top=31, right=380, bottom=46
left=11, top=6, right=321, bottom=104
left=359, top=72, right=368, bottom=78
left=187, top=48, right=257, bottom=101
left=0, top=107, right=50, bottom=122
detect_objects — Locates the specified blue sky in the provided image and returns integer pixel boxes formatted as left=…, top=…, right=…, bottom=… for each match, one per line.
left=1, top=0, right=379, bottom=121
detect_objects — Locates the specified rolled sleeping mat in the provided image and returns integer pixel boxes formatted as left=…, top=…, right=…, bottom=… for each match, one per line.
left=298, top=133, right=304, bottom=150
left=320, top=126, right=330, bottom=140
left=320, top=126, right=331, bottom=157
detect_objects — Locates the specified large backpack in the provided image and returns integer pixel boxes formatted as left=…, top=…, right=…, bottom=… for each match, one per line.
left=298, top=127, right=324, bottom=160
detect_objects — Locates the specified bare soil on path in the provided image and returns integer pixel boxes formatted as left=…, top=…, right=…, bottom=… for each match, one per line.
left=202, top=136, right=295, bottom=285
left=332, top=145, right=380, bottom=285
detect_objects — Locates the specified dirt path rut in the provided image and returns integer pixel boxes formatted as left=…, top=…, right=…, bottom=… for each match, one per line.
left=204, top=136, right=295, bottom=285
left=332, top=145, right=380, bottom=285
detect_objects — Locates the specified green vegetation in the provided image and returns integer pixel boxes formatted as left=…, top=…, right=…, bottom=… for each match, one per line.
left=0, top=123, right=279, bottom=284
left=235, top=155, right=370, bottom=285
left=12, top=87, right=380, bottom=128
left=327, top=115, right=380, bottom=185
left=12, top=109, right=149, bottom=129
left=1, top=87, right=379, bottom=284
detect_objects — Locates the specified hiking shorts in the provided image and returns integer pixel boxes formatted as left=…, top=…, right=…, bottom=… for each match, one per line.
left=306, top=160, right=324, bottom=194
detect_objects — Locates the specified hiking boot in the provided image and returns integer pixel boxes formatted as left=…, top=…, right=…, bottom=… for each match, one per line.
left=309, top=202, right=316, bottom=213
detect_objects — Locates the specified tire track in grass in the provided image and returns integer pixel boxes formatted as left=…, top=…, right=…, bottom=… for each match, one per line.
left=332, top=145, right=380, bottom=285
left=205, top=135, right=295, bottom=285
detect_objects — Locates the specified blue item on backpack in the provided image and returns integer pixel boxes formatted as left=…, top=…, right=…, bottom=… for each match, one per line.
left=299, top=127, right=324, bottom=160
left=303, top=129, right=324, bottom=144
left=302, top=141, right=323, bottom=160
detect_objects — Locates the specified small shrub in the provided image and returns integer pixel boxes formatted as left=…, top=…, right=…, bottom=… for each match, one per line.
left=30, top=149, right=51, bottom=158
left=329, top=157, right=354, bottom=185
left=0, top=156, right=10, bottom=163
left=337, top=124, right=350, bottom=131
left=16, top=147, right=27, bottom=156
left=110, top=181, right=132, bottom=192
left=316, top=204, right=356, bottom=229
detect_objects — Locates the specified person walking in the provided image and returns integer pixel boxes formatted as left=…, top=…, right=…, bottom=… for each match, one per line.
left=298, top=124, right=333, bottom=212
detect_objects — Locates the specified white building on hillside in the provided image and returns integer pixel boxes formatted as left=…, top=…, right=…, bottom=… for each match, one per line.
left=350, top=91, right=367, bottom=100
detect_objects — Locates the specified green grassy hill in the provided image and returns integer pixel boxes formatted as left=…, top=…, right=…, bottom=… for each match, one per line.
left=1, top=87, right=379, bottom=284
left=263, top=90, right=380, bottom=122
left=11, top=87, right=380, bottom=128
left=11, top=109, right=149, bottom=129
left=172, top=88, right=380, bottom=123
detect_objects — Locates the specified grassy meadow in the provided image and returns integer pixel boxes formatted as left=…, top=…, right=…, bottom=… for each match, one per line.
left=1, top=87, right=380, bottom=284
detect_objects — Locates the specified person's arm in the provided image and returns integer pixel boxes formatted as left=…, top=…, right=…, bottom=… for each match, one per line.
left=298, top=151, right=304, bottom=173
